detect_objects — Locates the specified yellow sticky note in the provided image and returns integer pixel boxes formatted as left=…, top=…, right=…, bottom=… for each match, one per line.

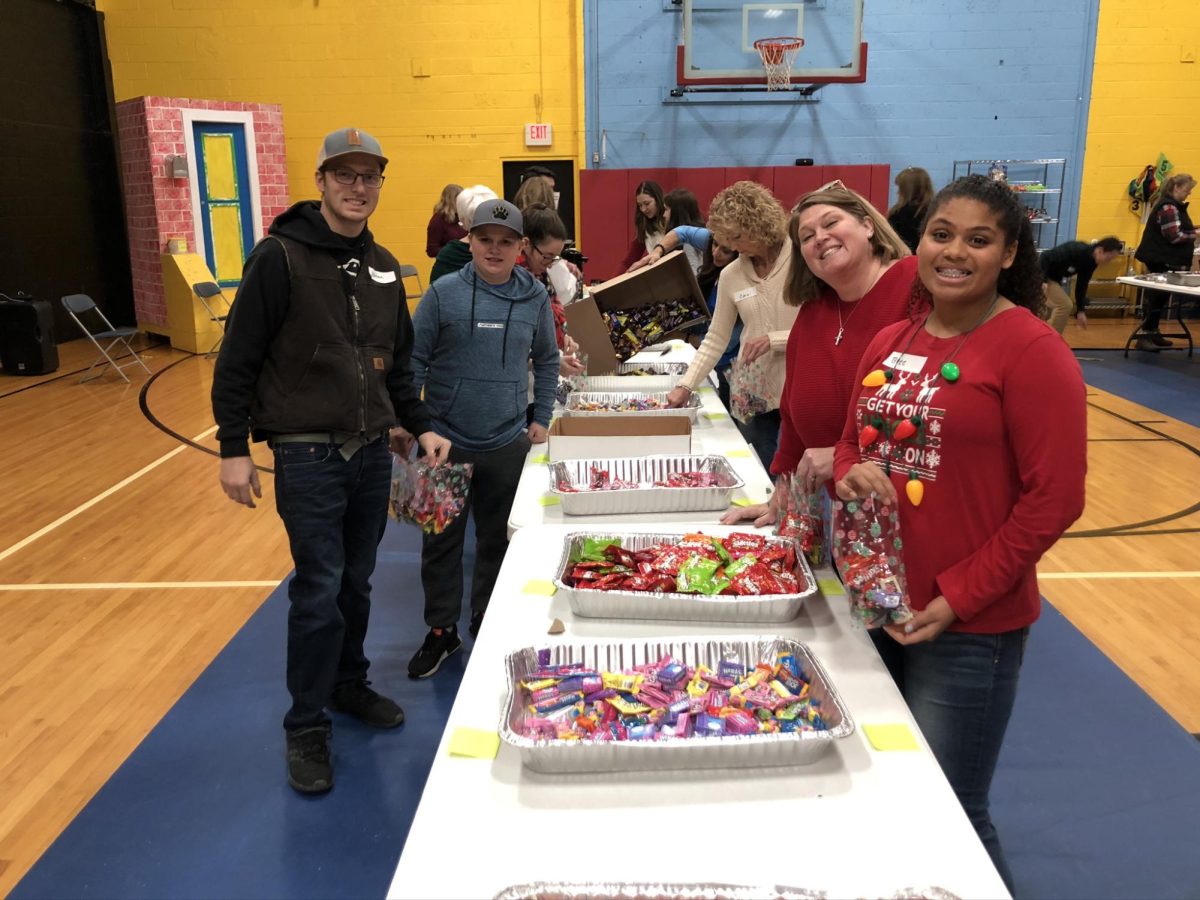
left=448, top=727, right=501, bottom=759
left=538, top=494, right=561, bottom=507
left=863, top=723, right=920, bottom=751
left=523, top=579, right=558, bottom=596
left=818, top=577, right=846, bottom=597
left=527, top=453, right=549, bottom=465
left=696, top=385, right=715, bottom=394
left=704, top=412, right=729, bottom=421
left=731, top=497, right=761, bottom=507
left=726, top=448, right=752, bottom=458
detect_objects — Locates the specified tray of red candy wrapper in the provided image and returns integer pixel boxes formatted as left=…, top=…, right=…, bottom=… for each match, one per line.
left=548, top=455, right=744, bottom=516
left=562, top=390, right=702, bottom=421
left=494, top=884, right=961, bottom=900
left=499, top=636, right=854, bottom=774
left=554, top=530, right=816, bottom=623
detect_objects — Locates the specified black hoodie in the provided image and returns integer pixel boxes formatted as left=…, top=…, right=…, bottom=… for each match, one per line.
left=211, top=200, right=433, bottom=457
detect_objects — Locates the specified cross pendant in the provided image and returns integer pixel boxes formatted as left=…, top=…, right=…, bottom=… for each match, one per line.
left=834, top=327, right=844, bottom=346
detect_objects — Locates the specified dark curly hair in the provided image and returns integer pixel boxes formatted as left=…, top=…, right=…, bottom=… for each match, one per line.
left=912, top=174, right=1045, bottom=316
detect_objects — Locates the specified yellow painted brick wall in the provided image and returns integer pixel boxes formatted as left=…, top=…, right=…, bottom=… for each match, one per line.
left=1079, top=0, right=1200, bottom=247
left=96, top=0, right=585, bottom=285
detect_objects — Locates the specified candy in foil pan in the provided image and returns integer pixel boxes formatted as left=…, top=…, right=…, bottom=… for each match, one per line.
left=494, top=885, right=960, bottom=900
left=499, top=636, right=853, bottom=773
left=563, top=391, right=702, bottom=421
left=555, top=531, right=815, bottom=624
left=549, top=455, right=743, bottom=516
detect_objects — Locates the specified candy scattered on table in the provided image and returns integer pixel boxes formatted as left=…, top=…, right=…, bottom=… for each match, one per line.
left=518, top=647, right=829, bottom=742
left=562, top=532, right=806, bottom=597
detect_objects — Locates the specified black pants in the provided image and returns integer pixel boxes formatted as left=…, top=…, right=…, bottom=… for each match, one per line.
left=1141, top=260, right=1170, bottom=331
left=420, top=432, right=531, bottom=628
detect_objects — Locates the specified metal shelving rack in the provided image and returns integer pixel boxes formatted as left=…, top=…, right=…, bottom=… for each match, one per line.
left=951, top=158, right=1067, bottom=250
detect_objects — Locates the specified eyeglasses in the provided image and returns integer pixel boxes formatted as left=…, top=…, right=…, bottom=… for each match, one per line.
left=326, top=167, right=385, bottom=188
left=530, top=245, right=561, bottom=265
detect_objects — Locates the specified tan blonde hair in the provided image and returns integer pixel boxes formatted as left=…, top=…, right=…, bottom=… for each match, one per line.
left=786, top=183, right=911, bottom=307
left=888, top=167, right=934, bottom=219
left=1161, top=173, right=1196, bottom=199
left=514, top=177, right=557, bottom=213
left=433, top=183, right=463, bottom=224
left=706, top=181, right=788, bottom=250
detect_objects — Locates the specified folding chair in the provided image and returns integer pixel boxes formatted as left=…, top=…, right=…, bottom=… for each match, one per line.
left=192, top=281, right=232, bottom=357
left=398, top=264, right=424, bottom=295
left=61, top=294, right=152, bottom=383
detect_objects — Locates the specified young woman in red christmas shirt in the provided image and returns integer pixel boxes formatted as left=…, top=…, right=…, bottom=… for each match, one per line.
left=833, top=175, right=1087, bottom=890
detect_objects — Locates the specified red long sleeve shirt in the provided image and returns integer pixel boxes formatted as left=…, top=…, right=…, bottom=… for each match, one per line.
left=833, top=306, right=1087, bottom=634
left=772, top=256, right=920, bottom=475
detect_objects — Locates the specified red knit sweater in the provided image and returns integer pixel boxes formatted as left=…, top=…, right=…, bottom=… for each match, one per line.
left=833, top=306, right=1087, bottom=634
left=772, top=256, right=920, bottom=475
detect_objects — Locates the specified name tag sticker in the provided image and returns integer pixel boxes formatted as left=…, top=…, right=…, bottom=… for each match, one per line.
left=881, top=352, right=927, bottom=374
left=477, top=322, right=504, bottom=330
left=733, top=287, right=757, bottom=303
left=368, top=266, right=396, bottom=283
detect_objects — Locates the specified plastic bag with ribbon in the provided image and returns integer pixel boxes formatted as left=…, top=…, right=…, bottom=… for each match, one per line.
left=774, top=472, right=826, bottom=568
left=831, top=493, right=914, bottom=629
left=727, top=352, right=773, bottom=423
left=389, top=455, right=474, bottom=534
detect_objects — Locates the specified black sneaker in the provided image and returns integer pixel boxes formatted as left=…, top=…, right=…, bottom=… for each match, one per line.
left=330, top=679, right=405, bottom=728
left=469, top=609, right=486, bottom=639
left=408, top=627, right=462, bottom=679
left=286, top=726, right=333, bottom=795
left=1149, top=332, right=1174, bottom=348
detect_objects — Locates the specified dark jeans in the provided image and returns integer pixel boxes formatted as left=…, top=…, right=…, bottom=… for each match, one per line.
left=872, top=626, right=1028, bottom=893
left=420, top=433, right=530, bottom=628
left=273, top=438, right=393, bottom=732
left=736, top=407, right=781, bottom=471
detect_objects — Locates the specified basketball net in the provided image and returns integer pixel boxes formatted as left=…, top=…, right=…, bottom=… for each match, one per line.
left=754, top=37, right=805, bottom=91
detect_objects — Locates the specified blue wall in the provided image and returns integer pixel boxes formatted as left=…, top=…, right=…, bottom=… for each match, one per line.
left=585, top=0, right=1098, bottom=238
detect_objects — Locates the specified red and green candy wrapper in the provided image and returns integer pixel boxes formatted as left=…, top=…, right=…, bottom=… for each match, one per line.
left=830, top=494, right=914, bottom=628
left=774, top=472, right=826, bottom=567
left=389, top=456, right=473, bottom=535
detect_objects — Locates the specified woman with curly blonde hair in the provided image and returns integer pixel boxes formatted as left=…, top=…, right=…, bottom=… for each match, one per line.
left=665, top=180, right=798, bottom=466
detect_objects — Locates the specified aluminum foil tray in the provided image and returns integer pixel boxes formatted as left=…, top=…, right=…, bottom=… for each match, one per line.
left=555, top=531, right=815, bottom=623
left=1164, top=271, right=1200, bottom=287
left=563, top=391, right=701, bottom=422
left=549, top=455, right=744, bottom=516
left=494, top=885, right=960, bottom=900
left=583, top=361, right=690, bottom=393
left=500, top=636, right=854, bottom=773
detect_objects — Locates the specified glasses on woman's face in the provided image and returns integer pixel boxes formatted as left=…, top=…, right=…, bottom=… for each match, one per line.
left=531, top=245, right=561, bottom=265
left=326, top=167, right=385, bottom=188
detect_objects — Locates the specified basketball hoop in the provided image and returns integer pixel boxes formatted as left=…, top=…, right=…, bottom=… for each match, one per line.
left=754, top=37, right=805, bottom=91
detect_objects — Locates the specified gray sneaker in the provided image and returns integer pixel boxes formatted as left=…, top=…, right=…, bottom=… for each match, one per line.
left=1135, top=336, right=1163, bottom=351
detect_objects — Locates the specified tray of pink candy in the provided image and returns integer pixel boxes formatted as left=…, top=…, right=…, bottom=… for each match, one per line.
left=500, top=636, right=854, bottom=773
left=562, top=391, right=702, bottom=422
left=548, top=455, right=744, bottom=516
left=493, top=883, right=960, bottom=899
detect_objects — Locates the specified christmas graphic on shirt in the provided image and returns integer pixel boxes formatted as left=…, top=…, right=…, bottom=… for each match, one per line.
left=856, top=349, right=946, bottom=486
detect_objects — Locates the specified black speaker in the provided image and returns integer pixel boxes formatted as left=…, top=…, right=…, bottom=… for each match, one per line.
left=0, top=294, right=59, bottom=376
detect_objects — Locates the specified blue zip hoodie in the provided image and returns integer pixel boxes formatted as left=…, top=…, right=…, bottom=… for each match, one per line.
left=412, top=262, right=559, bottom=452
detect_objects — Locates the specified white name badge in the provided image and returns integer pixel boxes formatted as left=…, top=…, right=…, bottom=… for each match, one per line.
left=369, top=266, right=397, bottom=283
left=477, top=322, right=504, bottom=330
left=882, top=351, right=927, bottom=374
left=733, top=286, right=757, bottom=303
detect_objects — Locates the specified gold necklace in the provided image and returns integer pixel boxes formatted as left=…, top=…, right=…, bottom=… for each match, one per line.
left=833, top=258, right=885, bottom=346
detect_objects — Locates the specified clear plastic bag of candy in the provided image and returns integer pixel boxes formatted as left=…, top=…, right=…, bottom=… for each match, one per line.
left=389, top=455, right=474, bottom=535
left=774, top=472, right=826, bottom=568
left=556, top=351, right=589, bottom=404
left=830, top=494, right=914, bottom=628
left=727, top=352, right=773, bottom=423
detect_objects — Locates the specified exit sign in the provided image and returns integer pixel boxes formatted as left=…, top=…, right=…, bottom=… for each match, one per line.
left=524, top=123, right=552, bottom=146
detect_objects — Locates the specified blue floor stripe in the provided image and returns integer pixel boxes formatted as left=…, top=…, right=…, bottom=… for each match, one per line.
left=1077, top=349, right=1200, bottom=427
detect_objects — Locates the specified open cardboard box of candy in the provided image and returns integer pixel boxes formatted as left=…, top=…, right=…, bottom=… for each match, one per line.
left=564, top=250, right=709, bottom=374
left=554, top=530, right=815, bottom=623
left=548, top=455, right=743, bottom=516
left=499, top=636, right=854, bottom=773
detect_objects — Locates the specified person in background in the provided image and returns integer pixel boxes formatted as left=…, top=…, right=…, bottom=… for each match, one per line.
left=211, top=127, right=451, bottom=795
left=665, top=181, right=797, bottom=467
left=721, top=179, right=919, bottom=527
left=425, top=183, right=465, bottom=258
left=430, top=184, right=497, bottom=283
left=518, top=203, right=585, bottom=379
left=887, top=166, right=934, bottom=253
left=1133, top=172, right=1197, bottom=350
left=408, top=200, right=559, bottom=678
left=521, top=164, right=556, bottom=192
left=834, top=175, right=1086, bottom=892
left=660, top=188, right=706, bottom=274
left=619, top=180, right=667, bottom=272
left=514, top=175, right=557, bottom=213
left=1039, top=236, right=1124, bottom=336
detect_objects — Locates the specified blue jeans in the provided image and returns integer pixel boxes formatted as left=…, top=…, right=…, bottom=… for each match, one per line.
left=273, top=438, right=393, bottom=732
left=735, top=407, right=781, bottom=471
left=871, top=627, right=1028, bottom=893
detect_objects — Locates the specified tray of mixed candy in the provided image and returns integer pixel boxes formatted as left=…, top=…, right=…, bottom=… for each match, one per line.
left=555, top=530, right=814, bottom=623
left=563, top=391, right=702, bottom=421
left=500, top=636, right=853, bottom=773
left=494, top=884, right=958, bottom=900
left=549, top=455, right=744, bottom=516
left=581, top=361, right=689, bottom=393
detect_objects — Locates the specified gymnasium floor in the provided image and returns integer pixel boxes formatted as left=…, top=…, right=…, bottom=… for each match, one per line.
left=0, top=324, right=1197, bottom=897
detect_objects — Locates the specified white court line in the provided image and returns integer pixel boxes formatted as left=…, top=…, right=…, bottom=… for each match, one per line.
left=0, top=425, right=219, bottom=565
left=0, top=581, right=280, bottom=591
left=1040, top=571, right=1200, bottom=580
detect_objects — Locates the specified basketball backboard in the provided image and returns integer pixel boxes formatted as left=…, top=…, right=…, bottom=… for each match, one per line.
left=679, top=0, right=866, bottom=87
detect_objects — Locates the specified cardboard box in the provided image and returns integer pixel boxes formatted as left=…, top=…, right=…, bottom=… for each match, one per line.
left=546, top=415, right=692, bottom=462
left=564, top=249, right=708, bottom=374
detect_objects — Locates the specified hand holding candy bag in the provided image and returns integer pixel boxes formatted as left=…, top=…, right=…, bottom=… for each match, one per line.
left=389, top=455, right=474, bottom=534
left=775, top=472, right=826, bottom=567
left=830, top=494, right=914, bottom=628
left=728, top=352, right=773, bottom=423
